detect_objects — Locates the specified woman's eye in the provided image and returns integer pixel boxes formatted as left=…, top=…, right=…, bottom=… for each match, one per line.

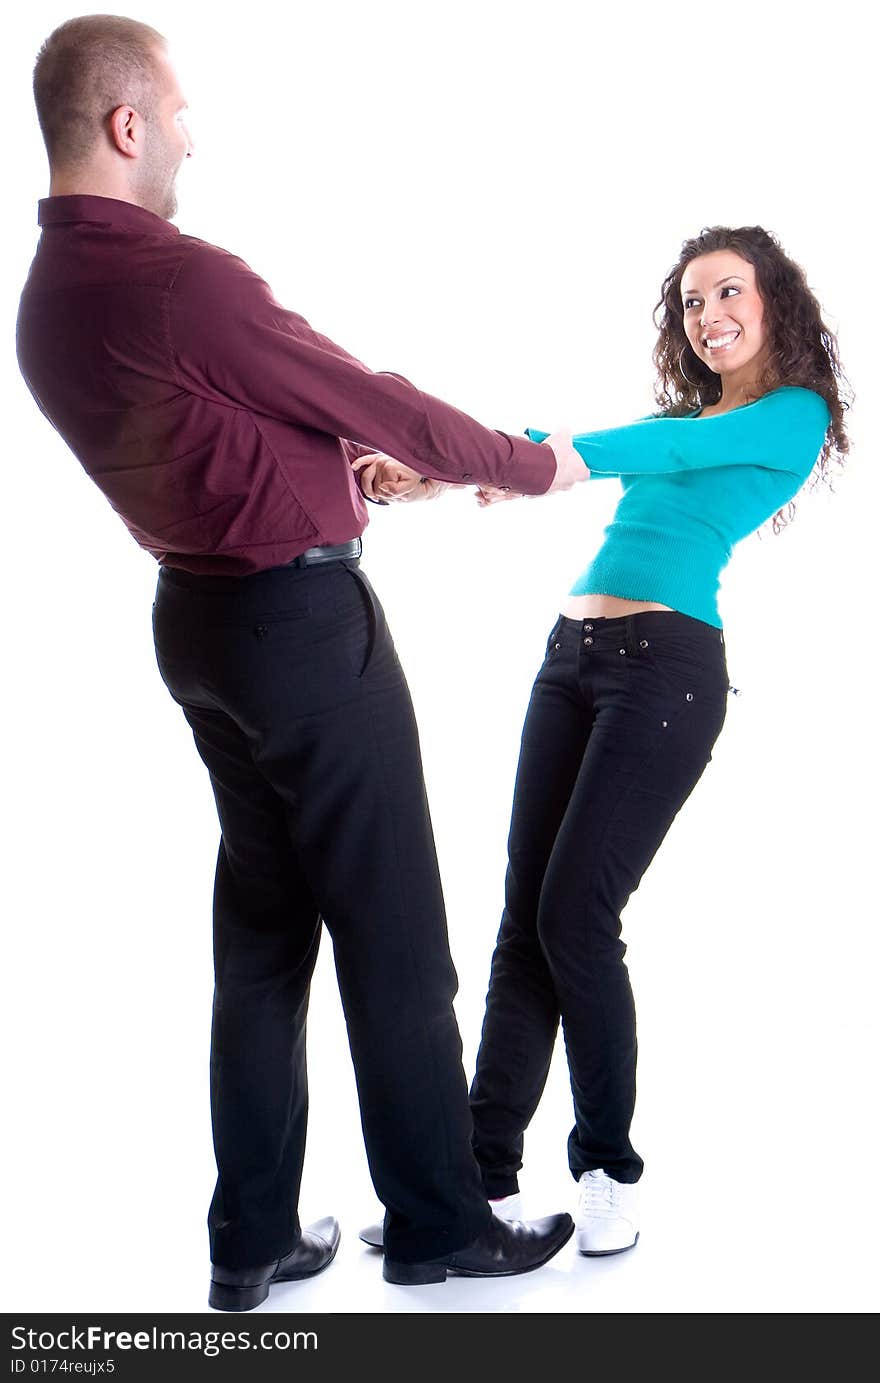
left=684, top=285, right=741, bottom=310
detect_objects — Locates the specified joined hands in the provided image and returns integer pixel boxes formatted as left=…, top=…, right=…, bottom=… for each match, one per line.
left=352, top=430, right=587, bottom=506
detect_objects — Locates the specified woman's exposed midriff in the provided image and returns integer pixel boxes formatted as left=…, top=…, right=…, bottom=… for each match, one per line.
left=562, top=594, right=677, bottom=620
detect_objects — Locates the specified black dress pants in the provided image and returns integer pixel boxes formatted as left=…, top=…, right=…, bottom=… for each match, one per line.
left=151, top=557, right=490, bottom=1268
left=470, top=611, right=729, bottom=1193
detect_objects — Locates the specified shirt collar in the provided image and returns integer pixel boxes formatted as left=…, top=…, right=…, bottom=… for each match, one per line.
left=37, top=195, right=181, bottom=238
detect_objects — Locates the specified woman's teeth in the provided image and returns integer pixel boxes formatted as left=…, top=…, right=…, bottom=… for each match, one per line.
left=704, top=330, right=740, bottom=352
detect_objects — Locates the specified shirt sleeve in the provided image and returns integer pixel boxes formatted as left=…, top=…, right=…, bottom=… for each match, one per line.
left=525, top=388, right=831, bottom=480
left=169, top=242, right=556, bottom=495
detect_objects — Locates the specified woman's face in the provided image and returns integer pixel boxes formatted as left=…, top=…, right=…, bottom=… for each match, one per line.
left=681, top=250, right=769, bottom=387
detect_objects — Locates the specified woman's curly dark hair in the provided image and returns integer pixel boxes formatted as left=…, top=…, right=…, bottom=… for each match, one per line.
left=652, top=225, right=851, bottom=530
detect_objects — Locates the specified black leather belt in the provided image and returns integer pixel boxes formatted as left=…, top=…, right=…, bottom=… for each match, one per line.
left=287, top=537, right=362, bottom=569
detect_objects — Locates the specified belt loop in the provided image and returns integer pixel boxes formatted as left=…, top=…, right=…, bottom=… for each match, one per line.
left=625, top=615, right=639, bottom=656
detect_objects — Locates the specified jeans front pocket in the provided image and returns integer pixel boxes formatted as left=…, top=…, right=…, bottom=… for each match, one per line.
left=633, top=630, right=729, bottom=703
left=543, top=615, right=565, bottom=663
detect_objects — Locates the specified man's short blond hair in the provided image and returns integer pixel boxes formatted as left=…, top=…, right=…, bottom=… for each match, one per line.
left=33, top=14, right=168, bottom=168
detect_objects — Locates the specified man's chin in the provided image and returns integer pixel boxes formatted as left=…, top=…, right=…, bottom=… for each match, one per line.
left=133, top=188, right=177, bottom=221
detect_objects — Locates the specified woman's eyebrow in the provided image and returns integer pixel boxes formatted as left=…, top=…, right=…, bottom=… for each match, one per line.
left=682, top=274, right=747, bottom=295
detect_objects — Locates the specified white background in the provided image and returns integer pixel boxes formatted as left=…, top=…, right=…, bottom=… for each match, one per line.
left=2, top=0, right=876, bottom=1315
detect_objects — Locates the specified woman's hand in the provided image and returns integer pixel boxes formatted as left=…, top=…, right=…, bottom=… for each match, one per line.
left=352, top=454, right=451, bottom=502
left=475, top=431, right=589, bottom=506
left=475, top=484, right=522, bottom=507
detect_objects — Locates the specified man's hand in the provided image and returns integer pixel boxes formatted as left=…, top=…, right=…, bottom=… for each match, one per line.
left=352, top=453, right=451, bottom=502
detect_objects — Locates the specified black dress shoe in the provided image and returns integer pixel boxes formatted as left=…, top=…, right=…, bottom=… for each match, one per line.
left=360, top=1212, right=574, bottom=1284
left=209, top=1216, right=340, bottom=1311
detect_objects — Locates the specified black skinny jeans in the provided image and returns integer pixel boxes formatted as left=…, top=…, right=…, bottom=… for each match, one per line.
left=152, top=558, right=490, bottom=1268
left=470, top=610, right=729, bottom=1192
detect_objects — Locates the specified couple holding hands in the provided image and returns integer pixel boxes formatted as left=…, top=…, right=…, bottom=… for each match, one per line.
left=17, top=15, right=846, bottom=1313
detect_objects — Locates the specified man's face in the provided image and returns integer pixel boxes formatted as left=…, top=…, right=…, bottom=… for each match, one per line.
left=135, top=48, right=193, bottom=219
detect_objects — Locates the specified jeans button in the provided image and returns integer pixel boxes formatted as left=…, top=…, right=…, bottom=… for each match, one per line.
left=584, top=636, right=593, bottom=646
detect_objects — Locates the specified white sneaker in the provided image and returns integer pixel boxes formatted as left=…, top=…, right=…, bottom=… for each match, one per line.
left=575, top=1169, right=639, bottom=1255
left=489, top=1192, right=524, bottom=1223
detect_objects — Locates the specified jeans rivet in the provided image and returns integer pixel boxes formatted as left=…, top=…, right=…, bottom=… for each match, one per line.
left=555, top=642, right=561, bottom=649
left=686, top=692, right=694, bottom=701
left=584, top=624, right=593, bottom=632
left=661, top=720, right=667, bottom=728
left=640, top=640, right=648, bottom=648
left=583, top=637, right=593, bottom=646
left=619, top=648, right=626, bottom=655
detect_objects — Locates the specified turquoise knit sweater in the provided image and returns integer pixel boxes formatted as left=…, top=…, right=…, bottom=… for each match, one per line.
left=526, top=386, right=831, bottom=628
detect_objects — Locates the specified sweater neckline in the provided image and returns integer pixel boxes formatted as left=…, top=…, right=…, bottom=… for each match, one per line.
left=690, top=387, right=788, bottom=421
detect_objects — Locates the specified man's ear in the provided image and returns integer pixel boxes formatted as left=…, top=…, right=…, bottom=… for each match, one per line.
left=107, top=104, right=144, bottom=159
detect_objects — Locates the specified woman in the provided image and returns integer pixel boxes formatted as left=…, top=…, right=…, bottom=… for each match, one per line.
left=356, top=224, right=850, bottom=1256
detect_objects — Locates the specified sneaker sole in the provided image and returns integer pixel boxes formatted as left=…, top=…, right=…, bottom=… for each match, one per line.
left=576, top=1231, right=639, bottom=1257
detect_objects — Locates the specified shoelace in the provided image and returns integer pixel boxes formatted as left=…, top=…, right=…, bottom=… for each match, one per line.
left=579, top=1170, right=620, bottom=1215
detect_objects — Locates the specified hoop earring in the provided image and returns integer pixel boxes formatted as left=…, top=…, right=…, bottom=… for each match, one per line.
left=678, top=344, right=701, bottom=390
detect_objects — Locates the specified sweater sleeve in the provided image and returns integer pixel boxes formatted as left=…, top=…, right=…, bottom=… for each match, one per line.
left=525, top=388, right=831, bottom=480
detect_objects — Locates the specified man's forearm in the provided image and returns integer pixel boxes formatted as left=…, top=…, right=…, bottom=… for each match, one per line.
left=171, top=246, right=558, bottom=496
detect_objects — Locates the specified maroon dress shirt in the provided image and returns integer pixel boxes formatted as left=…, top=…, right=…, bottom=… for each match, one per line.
left=16, top=195, right=555, bottom=575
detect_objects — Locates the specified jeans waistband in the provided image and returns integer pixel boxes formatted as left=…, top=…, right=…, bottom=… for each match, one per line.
left=557, top=610, right=725, bottom=654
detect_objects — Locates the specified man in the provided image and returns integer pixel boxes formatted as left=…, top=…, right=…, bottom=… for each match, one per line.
left=17, top=15, right=583, bottom=1311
